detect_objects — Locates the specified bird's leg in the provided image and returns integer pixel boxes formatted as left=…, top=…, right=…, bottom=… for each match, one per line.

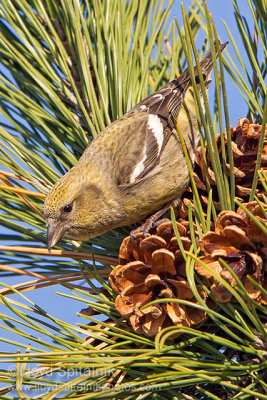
left=130, top=200, right=176, bottom=243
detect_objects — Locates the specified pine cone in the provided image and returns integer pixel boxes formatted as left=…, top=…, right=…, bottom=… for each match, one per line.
left=196, top=201, right=267, bottom=303
left=178, top=118, right=267, bottom=218
left=109, top=221, right=207, bottom=337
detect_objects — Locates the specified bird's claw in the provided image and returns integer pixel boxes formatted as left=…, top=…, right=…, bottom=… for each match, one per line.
left=130, top=228, right=149, bottom=247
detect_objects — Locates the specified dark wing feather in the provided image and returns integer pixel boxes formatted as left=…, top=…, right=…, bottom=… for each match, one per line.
left=116, top=41, right=228, bottom=187
left=116, top=79, right=191, bottom=186
left=116, top=81, right=189, bottom=187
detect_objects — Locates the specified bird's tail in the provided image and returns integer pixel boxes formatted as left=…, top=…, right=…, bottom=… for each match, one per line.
left=126, top=41, right=228, bottom=119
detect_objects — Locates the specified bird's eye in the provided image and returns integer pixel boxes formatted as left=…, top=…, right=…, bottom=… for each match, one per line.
left=63, top=204, right=73, bottom=213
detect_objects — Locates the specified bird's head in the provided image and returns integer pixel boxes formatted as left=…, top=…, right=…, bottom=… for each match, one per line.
left=44, top=165, right=118, bottom=249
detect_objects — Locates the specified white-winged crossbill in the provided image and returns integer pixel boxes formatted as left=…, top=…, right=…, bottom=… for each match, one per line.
left=44, top=42, right=227, bottom=248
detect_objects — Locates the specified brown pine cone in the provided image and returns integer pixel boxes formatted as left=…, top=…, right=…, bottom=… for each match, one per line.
left=109, top=221, right=207, bottom=337
left=178, top=118, right=267, bottom=218
left=196, top=201, right=267, bottom=303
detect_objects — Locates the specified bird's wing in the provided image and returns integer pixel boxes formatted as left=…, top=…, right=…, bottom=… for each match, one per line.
left=115, top=76, right=191, bottom=187
left=115, top=40, right=228, bottom=187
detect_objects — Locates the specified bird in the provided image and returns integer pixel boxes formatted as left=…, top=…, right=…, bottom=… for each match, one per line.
left=44, top=41, right=228, bottom=249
